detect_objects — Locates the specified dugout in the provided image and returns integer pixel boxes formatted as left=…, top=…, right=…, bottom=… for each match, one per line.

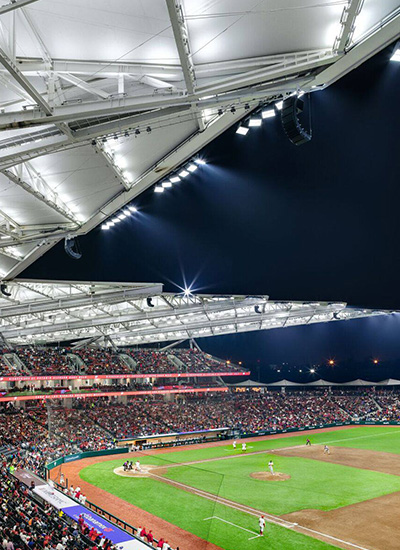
left=117, top=427, right=230, bottom=450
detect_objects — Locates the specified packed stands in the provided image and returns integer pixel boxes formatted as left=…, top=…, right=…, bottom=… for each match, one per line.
left=73, top=349, right=130, bottom=375
left=16, top=347, right=74, bottom=375
left=169, top=348, right=240, bottom=373
left=367, top=391, right=400, bottom=421
left=0, top=389, right=398, bottom=470
left=0, top=346, right=240, bottom=377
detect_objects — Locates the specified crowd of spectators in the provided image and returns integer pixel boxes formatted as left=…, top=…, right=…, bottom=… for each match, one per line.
left=169, top=349, right=241, bottom=373
left=73, top=349, right=130, bottom=375
left=15, top=347, right=73, bottom=376
left=331, top=394, right=379, bottom=419
left=367, top=391, right=400, bottom=421
left=0, top=346, right=237, bottom=378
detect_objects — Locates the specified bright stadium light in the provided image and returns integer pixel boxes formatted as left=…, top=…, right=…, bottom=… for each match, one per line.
left=391, top=48, right=400, bottom=62
left=118, top=213, right=127, bottom=220
left=101, top=224, right=109, bottom=230
left=162, top=181, right=172, bottom=188
left=261, top=108, right=275, bottom=119
left=179, top=170, right=189, bottom=178
left=170, top=176, right=181, bottom=183
left=195, top=159, right=206, bottom=165
left=187, top=164, right=197, bottom=172
left=122, top=209, right=131, bottom=215
left=128, top=206, right=137, bottom=212
left=108, top=221, right=115, bottom=226
left=275, top=100, right=283, bottom=110
left=236, top=125, right=249, bottom=135
left=249, top=118, right=262, bottom=127
left=310, top=368, right=316, bottom=374
left=154, top=186, right=164, bottom=193
left=112, top=217, right=120, bottom=223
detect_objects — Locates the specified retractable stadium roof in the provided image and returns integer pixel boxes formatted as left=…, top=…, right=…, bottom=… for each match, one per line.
left=0, top=1, right=398, bottom=279
left=0, top=279, right=392, bottom=345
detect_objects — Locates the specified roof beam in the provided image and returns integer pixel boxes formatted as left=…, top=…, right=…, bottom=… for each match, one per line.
left=0, top=0, right=39, bottom=15
left=165, top=0, right=204, bottom=130
left=306, top=9, right=400, bottom=90
left=92, top=141, right=131, bottom=190
left=3, top=164, right=81, bottom=224
left=165, top=0, right=196, bottom=94
left=334, top=0, right=365, bottom=53
left=59, top=73, right=111, bottom=100
left=20, top=7, right=52, bottom=65
left=0, top=45, right=52, bottom=114
left=0, top=68, right=316, bottom=130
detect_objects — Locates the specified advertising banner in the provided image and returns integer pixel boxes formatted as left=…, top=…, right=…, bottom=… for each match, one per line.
left=60, top=505, right=146, bottom=549
left=0, top=371, right=249, bottom=383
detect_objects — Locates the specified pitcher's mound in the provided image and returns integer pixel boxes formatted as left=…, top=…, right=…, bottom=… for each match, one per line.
left=114, top=465, right=167, bottom=478
left=250, top=471, right=291, bottom=481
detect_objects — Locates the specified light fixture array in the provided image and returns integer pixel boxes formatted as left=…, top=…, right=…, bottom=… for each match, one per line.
left=101, top=157, right=207, bottom=229
left=153, top=158, right=206, bottom=194
left=101, top=205, right=137, bottom=230
left=236, top=100, right=282, bottom=135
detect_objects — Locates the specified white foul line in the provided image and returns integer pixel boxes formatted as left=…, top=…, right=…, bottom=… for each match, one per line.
left=204, top=516, right=260, bottom=540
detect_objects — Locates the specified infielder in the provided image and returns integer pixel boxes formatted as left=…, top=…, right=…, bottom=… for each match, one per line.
left=233, top=440, right=237, bottom=449
left=268, top=460, right=274, bottom=475
left=258, top=515, right=266, bottom=536
left=242, top=442, right=247, bottom=452
left=323, top=445, right=330, bottom=455
left=306, top=438, right=311, bottom=446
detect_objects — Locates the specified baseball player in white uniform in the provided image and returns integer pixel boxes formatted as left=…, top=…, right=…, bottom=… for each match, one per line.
left=268, top=460, right=274, bottom=475
left=242, top=442, right=247, bottom=452
left=324, top=445, right=330, bottom=455
left=259, top=515, right=266, bottom=536
left=233, top=440, right=237, bottom=449
left=135, top=460, right=142, bottom=472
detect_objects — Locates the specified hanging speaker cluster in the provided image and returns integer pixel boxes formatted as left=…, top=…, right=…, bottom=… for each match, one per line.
left=281, top=94, right=312, bottom=146
left=64, top=237, right=82, bottom=260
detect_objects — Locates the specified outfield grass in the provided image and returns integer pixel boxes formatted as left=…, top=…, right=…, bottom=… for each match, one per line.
left=80, top=426, right=400, bottom=550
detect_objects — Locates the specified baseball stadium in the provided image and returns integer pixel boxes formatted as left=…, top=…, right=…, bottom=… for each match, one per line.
left=0, top=2, right=399, bottom=550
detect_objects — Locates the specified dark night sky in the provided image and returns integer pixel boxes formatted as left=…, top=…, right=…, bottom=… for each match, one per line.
left=23, top=44, right=400, bottom=381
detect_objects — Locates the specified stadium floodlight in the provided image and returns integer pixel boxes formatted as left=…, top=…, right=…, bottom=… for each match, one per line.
left=187, top=164, right=197, bottom=172
left=112, top=217, right=120, bottom=223
left=170, top=176, right=181, bottom=183
left=101, top=224, right=109, bottom=230
left=179, top=170, right=189, bottom=178
left=108, top=220, right=115, bottom=226
left=391, top=48, right=400, bottom=62
left=118, top=213, right=127, bottom=220
left=275, top=100, right=283, bottom=110
left=162, top=181, right=172, bottom=188
left=128, top=206, right=137, bottom=212
left=249, top=118, right=262, bottom=127
left=195, top=159, right=206, bottom=165
left=261, top=108, right=275, bottom=119
left=122, top=209, right=131, bottom=215
left=154, top=186, right=164, bottom=193
left=236, top=125, right=249, bottom=135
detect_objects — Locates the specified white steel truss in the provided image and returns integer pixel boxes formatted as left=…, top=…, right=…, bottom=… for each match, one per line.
left=0, top=1, right=396, bottom=279
left=0, top=279, right=392, bottom=345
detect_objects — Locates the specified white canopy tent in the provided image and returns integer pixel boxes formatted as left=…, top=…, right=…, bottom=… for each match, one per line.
left=0, top=1, right=396, bottom=278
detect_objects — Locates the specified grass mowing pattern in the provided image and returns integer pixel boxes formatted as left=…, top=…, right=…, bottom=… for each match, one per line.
left=80, top=427, right=400, bottom=550
left=80, top=463, right=336, bottom=550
